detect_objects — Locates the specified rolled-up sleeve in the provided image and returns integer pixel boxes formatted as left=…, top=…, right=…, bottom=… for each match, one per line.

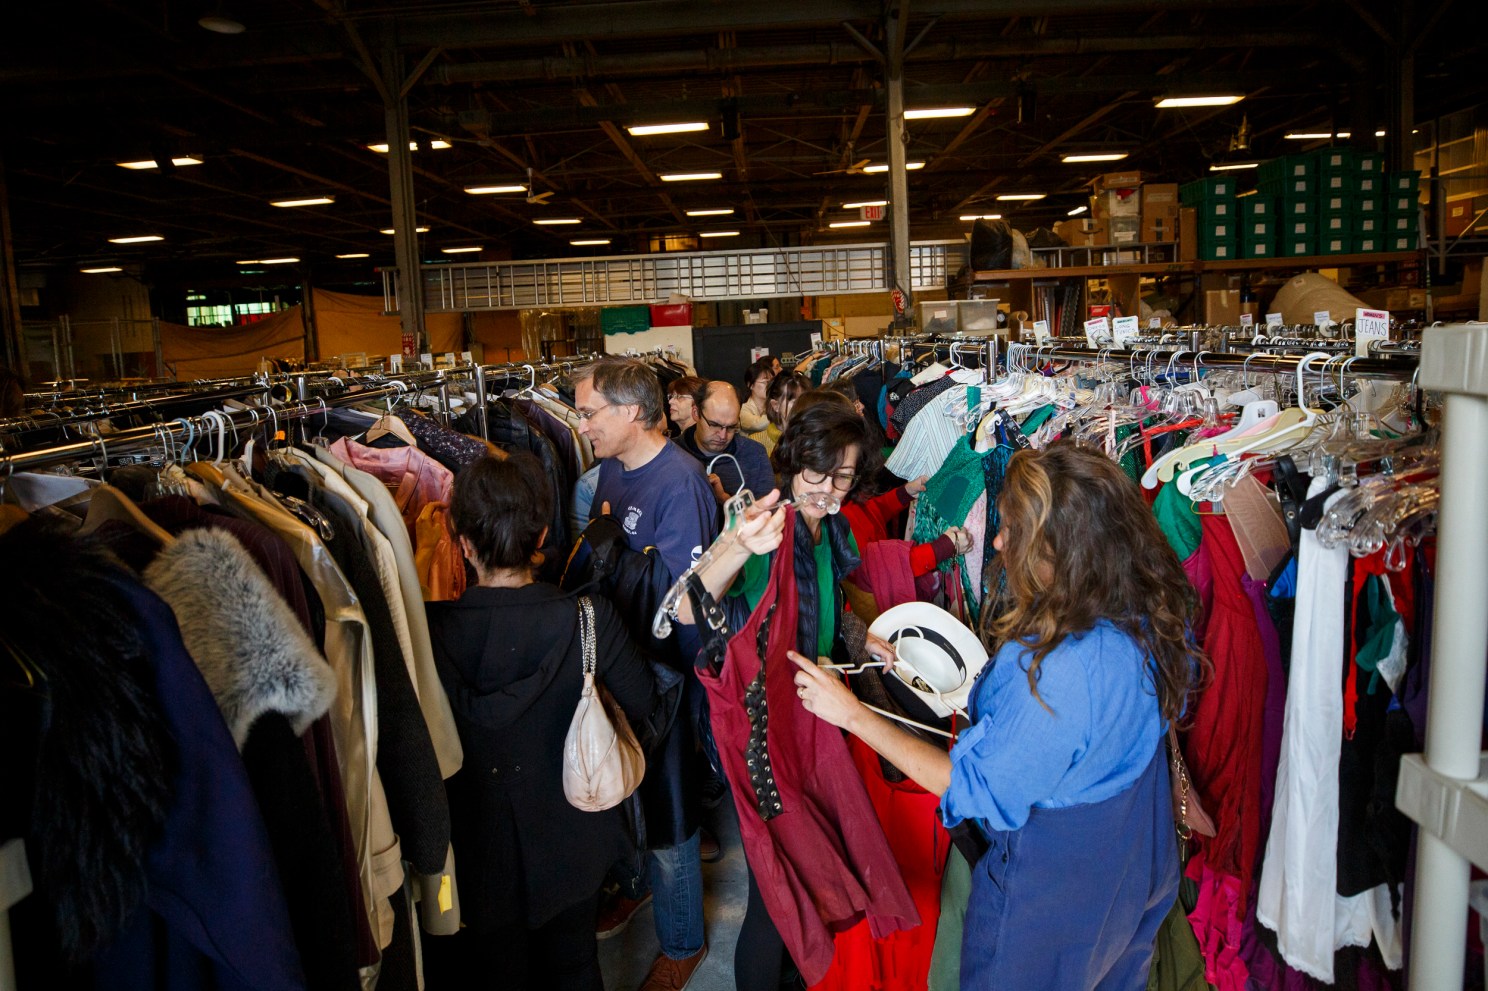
left=940, top=642, right=1091, bottom=832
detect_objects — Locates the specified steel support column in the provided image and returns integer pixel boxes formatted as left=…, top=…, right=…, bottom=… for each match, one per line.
left=885, top=1, right=912, bottom=314
left=381, top=47, right=427, bottom=356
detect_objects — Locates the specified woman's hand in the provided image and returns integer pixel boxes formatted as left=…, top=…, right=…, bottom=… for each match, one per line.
left=790, top=651, right=864, bottom=732
left=905, top=475, right=930, bottom=497
left=863, top=632, right=898, bottom=673
left=731, top=497, right=787, bottom=558
left=942, top=525, right=973, bottom=555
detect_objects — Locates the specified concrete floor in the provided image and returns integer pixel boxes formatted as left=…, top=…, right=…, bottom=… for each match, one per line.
left=598, top=800, right=747, bottom=991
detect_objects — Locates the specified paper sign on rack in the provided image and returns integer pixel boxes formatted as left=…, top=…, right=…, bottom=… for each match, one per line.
left=388, top=354, right=403, bottom=373
left=749, top=346, right=769, bottom=362
left=420, top=352, right=434, bottom=369
left=1149, top=317, right=1162, bottom=330
left=1112, top=315, right=1140, bottom=348
left=1265, top=312, right=1284, bottom=329
left=809, top=331, right=822, bottom=347
left=1084, top=316, right=1111, bottom=347
left=1313, top=310, right=1333, bottom=332
left=1032, top=319, right=1051, bottom=345
left=1239, top=312, right=1254, bottom=329
left=1355, top=308, right=1390, bottom=357
left=460, top=351, right=473, bottom=365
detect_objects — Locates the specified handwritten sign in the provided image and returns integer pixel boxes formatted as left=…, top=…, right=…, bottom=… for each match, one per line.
left=1313, top=310, right=1333, bottom=332
left=1112, top=315, right=1140, bottom=348
left=1239, top=312, right=1254, bottom=329
left=1084, top=316, right=1112, bottom=347
left=1265, top=312, right=1283, bottom=328
left=1355, top=308, right=1390, bottom=357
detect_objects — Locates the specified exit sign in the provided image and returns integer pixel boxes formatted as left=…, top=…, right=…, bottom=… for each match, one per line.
left=861, top=204, right=886, bottom=221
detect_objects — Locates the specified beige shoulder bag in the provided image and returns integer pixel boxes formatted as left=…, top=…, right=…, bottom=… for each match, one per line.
left=562, top=596, right=646, bottom=811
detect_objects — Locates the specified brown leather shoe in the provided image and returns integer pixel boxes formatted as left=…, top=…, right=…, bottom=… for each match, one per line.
left=596, top=892, right=651, bottom=940
left=637, top=943, right=708, bottom=991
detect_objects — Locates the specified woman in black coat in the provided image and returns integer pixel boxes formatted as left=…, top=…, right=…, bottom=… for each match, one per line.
left=426, top=452, right=659, bottom=991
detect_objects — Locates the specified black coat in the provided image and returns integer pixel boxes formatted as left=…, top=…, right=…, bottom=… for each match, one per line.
left=427, top=583, right=659, bottom=931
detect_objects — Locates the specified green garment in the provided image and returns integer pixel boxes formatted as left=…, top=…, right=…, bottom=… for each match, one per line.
left=1145, top=896, right=1215, bottom=991
left=927, top=846, right=972, bottom=991
left=911, top=438, right=985, bottom=610
left=1355, top=575, right=1401, bottom=695
left=1019, top=403, right=1058, bottom=436
left=732, top=524, right=852, bottom=658
left=1152, top=457, right=1214, bottom=561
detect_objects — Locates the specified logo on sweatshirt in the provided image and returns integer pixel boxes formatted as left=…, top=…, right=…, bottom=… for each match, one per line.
left=623, top=506, right=643, bottom=534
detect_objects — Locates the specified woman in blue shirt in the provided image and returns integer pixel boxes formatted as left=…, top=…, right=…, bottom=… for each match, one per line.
left=791, top=441, right=1205, bottom=990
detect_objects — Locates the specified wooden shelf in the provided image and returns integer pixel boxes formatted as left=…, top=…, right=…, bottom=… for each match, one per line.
left=968, top=251, right=1420, bottom=282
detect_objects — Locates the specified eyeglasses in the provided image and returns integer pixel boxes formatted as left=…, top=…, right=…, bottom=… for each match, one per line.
left=798, top=467, right=858, bottom=490
left=575, top=403, right=613, bottom=421
left=700, top=414, right=739, bottom=435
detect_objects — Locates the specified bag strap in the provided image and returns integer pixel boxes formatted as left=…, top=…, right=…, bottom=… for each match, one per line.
left=577, top=596, right=597, bottom=677
left=685, top=573, right=731, bottom=674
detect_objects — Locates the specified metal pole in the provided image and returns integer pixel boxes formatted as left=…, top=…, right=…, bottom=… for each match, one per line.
left=1407, top=323, right=1488, bottom=991
left=475, top=364, right=490, bottom=440
left=381, top=46, right=428, bottom=358
left=437, top=371, right=451, bottom=428
left=885, top=3, right=912, bottom=313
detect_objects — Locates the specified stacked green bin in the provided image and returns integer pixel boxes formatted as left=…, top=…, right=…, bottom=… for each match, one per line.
left=1256, top=157, right=1315, bottom=255
left=1384, top=171, right=1420, bottom=253
left=1239, top=195, right=1276, bottom=258
left=1180, top=176, right=1238, bottom=261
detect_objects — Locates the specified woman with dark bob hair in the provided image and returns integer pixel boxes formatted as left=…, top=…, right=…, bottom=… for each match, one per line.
left=426, top=452, right=659, bottom=991
left=791, top=441, right=1206, bottom=989
left=676, top=400, right=893, bottom=991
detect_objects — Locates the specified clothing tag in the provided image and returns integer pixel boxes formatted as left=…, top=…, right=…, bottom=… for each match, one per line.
left=1355, top=308, right=1390, bottom=357
left=438, top=874, right=453, bottom=913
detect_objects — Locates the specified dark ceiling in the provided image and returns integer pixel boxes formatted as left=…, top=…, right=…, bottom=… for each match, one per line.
left=0, top=0, right=1476, bottom=292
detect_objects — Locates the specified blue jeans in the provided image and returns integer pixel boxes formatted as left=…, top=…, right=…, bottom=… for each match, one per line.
left=648, top=830, right=705, bottom=959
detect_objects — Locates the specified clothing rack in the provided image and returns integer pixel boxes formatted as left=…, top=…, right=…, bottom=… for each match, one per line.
left=1005, top=342, right=1418, bottom=379
left=1395, top=322, right=1488, bottom=991
left=0, top=384, right=276, bottom=435
left=470, top=352, right=600, bottom=442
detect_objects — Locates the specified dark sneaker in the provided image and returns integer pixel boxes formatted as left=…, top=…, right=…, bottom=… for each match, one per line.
left=638, top=943, right=708, bottom=991
left=699, top=826, right=723, bottom=864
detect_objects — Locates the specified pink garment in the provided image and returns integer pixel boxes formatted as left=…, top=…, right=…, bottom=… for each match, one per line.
left=415, top=503, right=465, bottom=602
left=849, top=539, right=918, bottom=613
left=328, top=438, right=454, bottom=540
left=1185, top=850, right=1249, bottom=991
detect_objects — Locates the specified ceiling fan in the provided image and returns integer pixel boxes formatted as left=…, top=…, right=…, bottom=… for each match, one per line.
left=525, top=167, right=554, bottom=204
left=813, top=158, right=872, bottom=176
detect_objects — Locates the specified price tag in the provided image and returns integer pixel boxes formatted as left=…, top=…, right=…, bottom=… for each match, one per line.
left=1033, top=319, right=1051, bottom=345
left=420, top=352, right=433, bottom=369
left=1313, top=309, right=1333, bottom=331
left=750, top=346, right=769, bottom=362
left=809, top=331, right=822, bottom=347
left=1355, top=308, right=1391, bottom=356
left=1112, top=315, right=1140, bottom=348
left=1149, top=317, right=1162, bottom=330
left=1265, top=312, right=1284, bottom=328
left=1084, top=316, right=1111, bottom=347
left=1239, top=312, right=1254, bottom=329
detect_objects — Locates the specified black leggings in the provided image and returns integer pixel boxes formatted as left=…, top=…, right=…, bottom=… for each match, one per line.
left=424, top=893, right=602, bottom=991
left=735, top=868, right=803, bottom=991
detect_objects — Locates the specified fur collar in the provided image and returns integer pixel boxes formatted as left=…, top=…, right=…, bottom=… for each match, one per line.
left=144, top=528, right=335, bottom=748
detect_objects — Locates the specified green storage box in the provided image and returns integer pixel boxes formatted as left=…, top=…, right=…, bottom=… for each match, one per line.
left=1319, top=192, right=1351, bottom=213
left=1242, top=219, right=1273, bottom=240
left=1286, top=218, right=1317, bottom=238
left=1257, top=155, right=1314, bottom=186
left=1320, top=213, right=1351, bottom=235
left=1280, top=196, right=1316, bottom=219
left=1200, top=238, right=1239, bottom=261
left=1319, top=234, right=1353, bottom=255
left=1240, top=234, right=1276, bottom=259
left=1387, top=171, right=1421, bottom=194
left=1352, top=235, right=1382, bottom=253
left=1281, top=236, right=1317, bottom=257
left=1356, top=194, right=1383, bottom=215
left=1385, top=213, right=1415, bottom=233
left=599, top=305, right=653, bottom=334
left=1180, top=176, right=1238, bottom=205
left=1241, top=195, right=1276, bottom=219
left=1356, top=152, right=1384, bottom=175
left=1314, top=148, right=1355, bottom=171
left=1356, top=174, right=1380, bottom=195
left=1319, top=171, right=1354, bottom=194
left=1386, top=193, right=1417, bottom=214
left=1352, top=214, right=1382, bottom=234
left=1387, top=234, right=1416, bottom=251
left=1199, top=218, right=1236, bottom=241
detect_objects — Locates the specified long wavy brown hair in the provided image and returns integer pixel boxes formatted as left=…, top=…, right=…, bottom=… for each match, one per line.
left=986, top=441, right=1207, bottom=722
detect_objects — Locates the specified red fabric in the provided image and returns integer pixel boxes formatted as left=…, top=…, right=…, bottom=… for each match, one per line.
left=843, top=488, right=950, bottom=577
left=810, top=736, right=948, bottom=991
left=848, top=540, right=918, bottom=614
left=698, top=507, right=919, bottom=986
left=1186, top=515, right=1269, bottom=899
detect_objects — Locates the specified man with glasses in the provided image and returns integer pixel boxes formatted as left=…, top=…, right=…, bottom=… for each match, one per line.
left=676, top=380, right=775, bottom=507
left=573, top=356, right=717, bottom=991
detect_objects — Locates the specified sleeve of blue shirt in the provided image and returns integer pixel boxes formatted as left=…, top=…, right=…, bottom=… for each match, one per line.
left=735, top=436, right=776, bottom=500
left=940, top=638, right=1093, bottom=832
left=653, top=464, right=720, bottom=587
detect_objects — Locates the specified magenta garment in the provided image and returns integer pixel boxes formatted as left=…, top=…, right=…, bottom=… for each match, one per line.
left=848, top=539, right=918, bottom=613
left=327, top=438, right=454, bottom=539
left=1241, top=575, right=1285, bottom=854
left=699, top=510, right=919, bottom=986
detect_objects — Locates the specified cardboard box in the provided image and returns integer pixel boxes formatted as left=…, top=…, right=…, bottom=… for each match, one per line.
left=1179, top=207, right=1198, bottom=261
left=1204, top=289, right=1242, bottom=324
left=1446, top=200, right=1474, bottom=236
left=1092, top=170, right=1144, bottom=192
left=1109, top=217, right=1141, bottom=244
left=1096, top=187, right=1141, bottom=218
left=1141, top=183, right=1180, bottom=242
left=1054, top=218, right=1100, bottom=246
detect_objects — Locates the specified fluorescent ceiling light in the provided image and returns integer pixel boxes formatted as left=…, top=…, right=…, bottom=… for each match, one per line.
left=380, top=227, right=430, bottom=234
left=533, top=218, right=582, bottom=225
left=336, top=253, right=370, bottom=259
left=270, top=196, right=334, bottom=207
left=116, top=157, right=202, bottom=170
left=959, top=214, right=1003, bottom=221
left=1210, top=161, right=1259, bottom=171
left=1061, top=152, right=1128, bottom=163
left=1283, top=130, right=1388, bottom=140
left=996, top=193, right=1046, bottom=201
left=842, top=200, right=888, bottom=209
left=863, top=162, right=924, bottom=173
left=699, top=230, right=740, bottom=238
left=198, top=14, right=245, bottom=34
left=236, top=257, right=300, bottom=265
left=685, top=208, right=734, bottom=216
left=627, top=122, right=709, bottom=136
left=571, top=239, right=612, bottom=246
left=465, top=184, right=528, bottom=194
left=904, top=107, right=975, bottom=119
left=368, top=141, right=450, bottom=152
left=108, top=235, right=164, bottom=243
left=80, top=266, right=123, bottom=274
left=1067, top=205, right=1089, bottom=216
left=660, top=172, right=723, bottom=182
left=829, top=221, right=871, bottom=228
left=1155, top=95, right=1244, bottom=108
left=441, top=246, right=483, bottom=254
